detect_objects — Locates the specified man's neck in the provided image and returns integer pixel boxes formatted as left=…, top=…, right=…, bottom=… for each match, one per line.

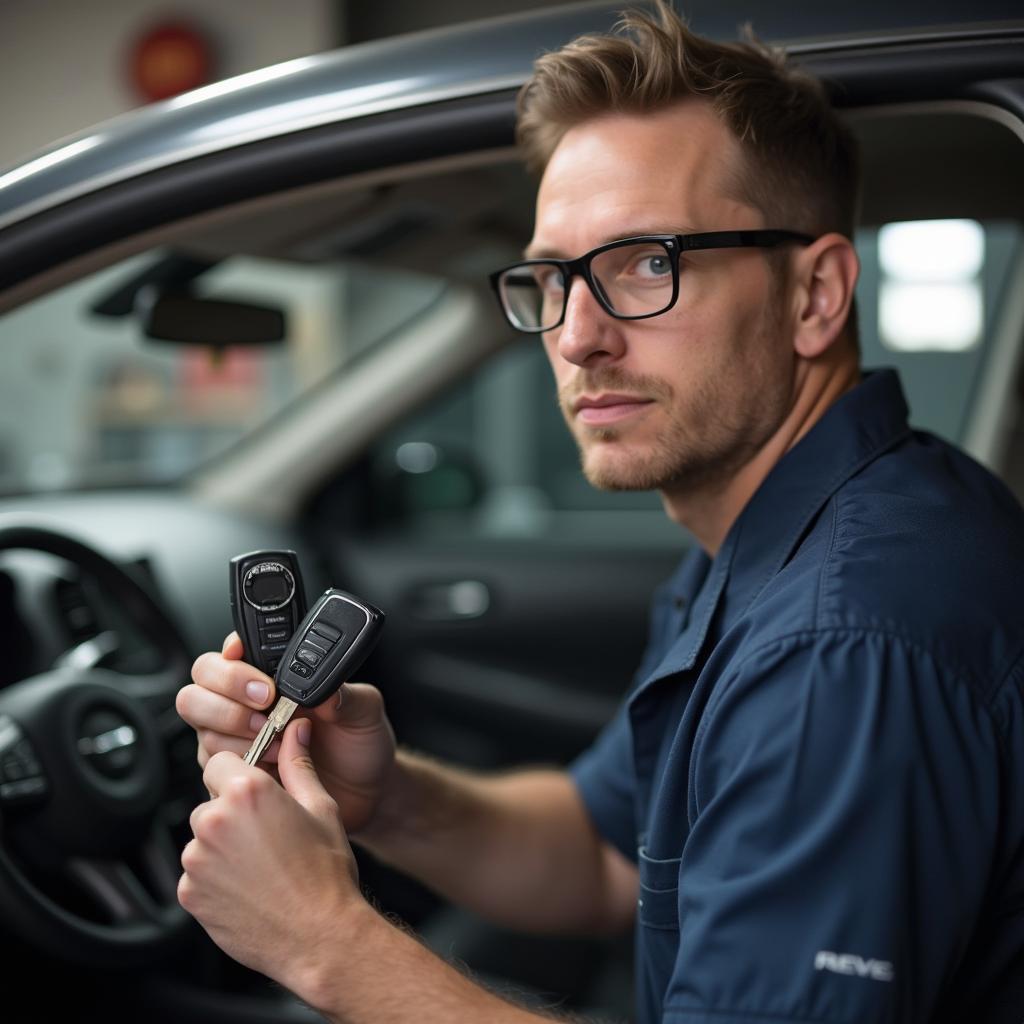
left=660, top=357, right=861, bottom=556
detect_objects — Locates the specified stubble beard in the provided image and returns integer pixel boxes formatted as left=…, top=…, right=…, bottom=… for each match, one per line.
left=560, top=305, right=792, bottom=496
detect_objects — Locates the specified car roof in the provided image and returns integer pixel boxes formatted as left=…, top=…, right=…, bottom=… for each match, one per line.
left=1, top=0, right=1022, bottom=233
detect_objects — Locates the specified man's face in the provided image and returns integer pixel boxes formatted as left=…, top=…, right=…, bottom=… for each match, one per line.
left=529, top=101, right=797, bottom=497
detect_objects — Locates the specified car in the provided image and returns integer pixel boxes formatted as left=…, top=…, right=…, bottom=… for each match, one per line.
left=1, top=2, right=1023, bottom=1020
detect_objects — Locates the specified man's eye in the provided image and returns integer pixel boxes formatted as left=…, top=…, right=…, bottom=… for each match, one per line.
left=636, top=253, right=671, bottom=278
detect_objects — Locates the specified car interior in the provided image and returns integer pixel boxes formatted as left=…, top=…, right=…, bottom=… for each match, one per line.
left=1, top=74, right=1023, bottom=1022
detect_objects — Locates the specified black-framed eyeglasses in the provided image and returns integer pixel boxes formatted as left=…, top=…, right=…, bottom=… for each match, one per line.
left=488, top=230, right=815, bottom=334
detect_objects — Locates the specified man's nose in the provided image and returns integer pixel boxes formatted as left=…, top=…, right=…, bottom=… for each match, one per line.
left=553, top=277, right=626, bottom=366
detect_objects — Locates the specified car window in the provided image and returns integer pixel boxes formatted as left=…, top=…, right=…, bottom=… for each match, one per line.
left=366, top=218, right=1023, bottom=542
left=0, top=249, right=446, bottom=493
left=858, top=219, right=1021, bottom=442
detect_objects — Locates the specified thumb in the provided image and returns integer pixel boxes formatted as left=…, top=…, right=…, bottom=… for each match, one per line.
left=313, top=682, right=386, bottom=728
left=277, top=719, right=333, bottom=816
left=221, top=631, right=244, bottom=660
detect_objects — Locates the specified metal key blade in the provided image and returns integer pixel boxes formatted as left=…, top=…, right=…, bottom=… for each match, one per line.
left=243, top=696, right=299, bottom=766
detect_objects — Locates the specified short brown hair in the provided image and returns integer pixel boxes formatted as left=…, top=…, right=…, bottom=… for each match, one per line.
left=517, top=2, right=860, bottom=240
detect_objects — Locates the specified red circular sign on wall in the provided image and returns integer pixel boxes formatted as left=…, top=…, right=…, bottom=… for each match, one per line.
left=130, top=22, right=214, bottom=102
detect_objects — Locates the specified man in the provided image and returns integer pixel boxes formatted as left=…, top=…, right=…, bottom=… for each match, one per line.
left=175, top=4, right=1024, bottom=1022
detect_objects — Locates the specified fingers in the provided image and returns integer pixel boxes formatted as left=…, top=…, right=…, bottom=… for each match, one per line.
left=178, top=684, right=267, bottom=739
left=203, top=749, right=261, bottom=800
left=277, top=720, right=337, bottom=819
left=197, top=736, right=282, bottom=789
left=180, top=648, right=280, bottom=772
left=189, top=650, right=275, bottom=709
left=196, top=728, right=280, bottom=762
left=316, top=682, right=386, bottom=729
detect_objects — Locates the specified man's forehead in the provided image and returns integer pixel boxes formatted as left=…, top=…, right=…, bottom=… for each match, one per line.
left=542, top=104, right=733, bottom=189
left=529, top=105, right=751, bottom=256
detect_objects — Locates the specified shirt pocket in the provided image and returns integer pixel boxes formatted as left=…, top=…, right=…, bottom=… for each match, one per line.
left=637, top=846, right=681, bottom=931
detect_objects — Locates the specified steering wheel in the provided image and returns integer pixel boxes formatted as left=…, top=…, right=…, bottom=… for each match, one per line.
left=0, top=524, right=196, bottom=966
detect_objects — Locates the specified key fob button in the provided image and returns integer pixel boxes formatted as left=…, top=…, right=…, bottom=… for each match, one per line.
left=310, top=622, right=342, bottom=643
left=260, top=627, right=290, bottom=643
left=289, top=661, right=313, bottom=678
left=302, top=634, right=328, bottom=655
left=260, top=612, right=290, bottom=628
left=296, top=647, right=323, bottom=667
left=261, top=642, right=289, bottom=667
left=310, top=631, right=340, bottom=651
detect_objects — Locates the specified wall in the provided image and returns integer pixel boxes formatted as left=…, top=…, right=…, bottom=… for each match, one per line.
left=0, top=0, right=339, bottom=169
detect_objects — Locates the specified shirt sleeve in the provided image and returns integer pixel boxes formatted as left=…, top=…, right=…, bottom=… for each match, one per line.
left=663, top=628, right=1004, bottom=1024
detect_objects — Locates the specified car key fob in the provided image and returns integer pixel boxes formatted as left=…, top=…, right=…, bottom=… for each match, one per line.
left=275, top=588, right=385, bottom=707
left=229, top=550, right=308, bottom=676
left=242, top=587, right=385, bottom=767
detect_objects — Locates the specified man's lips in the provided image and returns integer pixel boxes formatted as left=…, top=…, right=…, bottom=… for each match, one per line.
left=573, top=393, right=654, bottom=426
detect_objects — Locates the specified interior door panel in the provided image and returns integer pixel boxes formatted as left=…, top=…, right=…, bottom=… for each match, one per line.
left=319, top=534, right=684, bottom=767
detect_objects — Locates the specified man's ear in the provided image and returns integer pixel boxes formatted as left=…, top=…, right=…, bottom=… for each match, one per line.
left=790, top=233, right=859, bottom=359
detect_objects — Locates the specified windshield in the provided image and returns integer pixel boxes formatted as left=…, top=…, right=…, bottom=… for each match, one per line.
left=0, top=249, right=446, bottom=494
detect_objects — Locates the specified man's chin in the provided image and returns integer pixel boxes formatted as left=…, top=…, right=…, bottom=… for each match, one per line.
left=582, top=447, right=668, bottom=492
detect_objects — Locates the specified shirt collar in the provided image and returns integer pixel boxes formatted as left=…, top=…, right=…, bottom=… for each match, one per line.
left=636, top=369, right=913, bottom=689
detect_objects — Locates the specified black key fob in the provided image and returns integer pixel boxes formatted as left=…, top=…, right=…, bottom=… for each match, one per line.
left=276, top=588, right=385, bottom=707
left=229, top=550, right=308, bottom=676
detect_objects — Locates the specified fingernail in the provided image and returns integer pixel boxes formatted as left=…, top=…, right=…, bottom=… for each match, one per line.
left=246, top=681, right=269, bottom=705
left=297, top=719, right=311, bottom=748
left=249, top=712, right=266, bottom=733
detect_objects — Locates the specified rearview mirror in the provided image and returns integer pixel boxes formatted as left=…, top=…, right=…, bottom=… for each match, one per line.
left=135, top=287, right=287, bottom=347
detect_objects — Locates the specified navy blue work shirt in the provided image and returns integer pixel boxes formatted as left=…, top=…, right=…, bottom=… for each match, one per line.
left=571, top=370, right=1024, bottom=1023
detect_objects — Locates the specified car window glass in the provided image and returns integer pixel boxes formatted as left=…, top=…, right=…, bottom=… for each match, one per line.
left=858, top=219, right=1021, bottom=441
left=0, top=250, right=446, bottom=494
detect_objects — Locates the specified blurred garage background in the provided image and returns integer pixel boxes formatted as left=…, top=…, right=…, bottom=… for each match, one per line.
left=1, top=0, right=579, bottom=173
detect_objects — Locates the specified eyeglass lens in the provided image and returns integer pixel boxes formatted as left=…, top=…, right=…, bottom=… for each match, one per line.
left=499, top=240, right=675, bottom=331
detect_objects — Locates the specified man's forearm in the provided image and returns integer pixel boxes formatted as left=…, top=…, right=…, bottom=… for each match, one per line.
left=352, top=751, right=635, bottom=935
left=297, top=899, right=580, bottom=1024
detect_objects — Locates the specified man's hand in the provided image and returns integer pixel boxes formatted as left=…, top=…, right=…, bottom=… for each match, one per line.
left=178, top=637, right=636, bottom=950
left=177, top=632, right=397, bottom=832
left=178, top=719, right=361, bottom=990
left=178, top=726, right=578, bottom=1023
